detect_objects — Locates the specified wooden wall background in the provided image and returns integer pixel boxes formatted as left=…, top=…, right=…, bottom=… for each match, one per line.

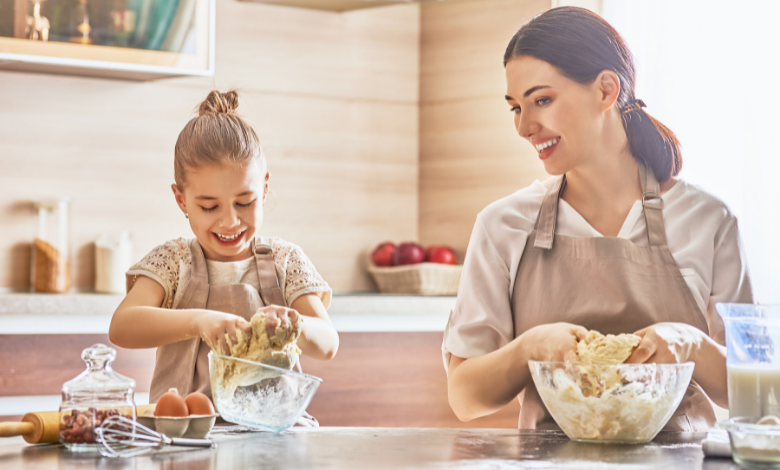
left=0, top=0, right=420, bottom=292
left=418, top=0, right=550, bottom=257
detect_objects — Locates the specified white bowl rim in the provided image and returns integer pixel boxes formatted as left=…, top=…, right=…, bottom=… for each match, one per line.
left=528, top=360, right=694, bottom=368
left=208, top=352, right=323, bottom=383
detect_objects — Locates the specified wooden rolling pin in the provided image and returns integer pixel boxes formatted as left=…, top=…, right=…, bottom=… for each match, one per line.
left=0, top=404, right=156, bottom=444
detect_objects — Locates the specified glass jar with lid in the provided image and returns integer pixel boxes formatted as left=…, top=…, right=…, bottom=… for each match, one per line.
left=59, top=344, right=136, bottom=450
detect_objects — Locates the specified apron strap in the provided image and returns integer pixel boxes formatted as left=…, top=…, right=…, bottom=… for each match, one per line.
left=533, top=175, right=566, bottom=250
left=177, top=239, right=210, bottom=309
left=638, top=163, right=668, bottom=247
left=253, top=237, right=286, bottom=307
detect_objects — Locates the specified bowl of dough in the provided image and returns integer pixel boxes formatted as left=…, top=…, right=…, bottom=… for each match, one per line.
left=208, top=312, right=322, bottom=433
left=528, top=331, right=694, bottom=444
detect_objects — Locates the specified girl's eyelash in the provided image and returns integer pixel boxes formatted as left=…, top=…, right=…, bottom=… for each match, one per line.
left=237, top=200, right=256, bottom=208
left=201, top=206, right=217, bottom=212
left=536, top=98, right=551, bottom=105
left=510, top=106, right=521, bottom=114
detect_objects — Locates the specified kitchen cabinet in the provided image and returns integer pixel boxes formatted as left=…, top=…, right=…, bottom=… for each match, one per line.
left=0, top=0, right=214, bottom=80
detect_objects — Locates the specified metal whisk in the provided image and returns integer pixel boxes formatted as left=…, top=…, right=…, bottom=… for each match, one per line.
left=96, top=415, right=214, bottom=458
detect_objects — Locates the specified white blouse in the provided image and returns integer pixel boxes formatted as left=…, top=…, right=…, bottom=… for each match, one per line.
left=442, top=177, right=754, bottom=371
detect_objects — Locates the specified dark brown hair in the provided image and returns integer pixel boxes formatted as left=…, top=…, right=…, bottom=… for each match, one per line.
left=504, top=7, right=681, bottom=182
left=174, top=90, right=265, bottom=188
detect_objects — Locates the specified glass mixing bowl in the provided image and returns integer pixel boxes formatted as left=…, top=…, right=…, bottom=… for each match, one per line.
left=208, top=352, right=322, bottom=432
left=529, top=361, right=694, bottom=444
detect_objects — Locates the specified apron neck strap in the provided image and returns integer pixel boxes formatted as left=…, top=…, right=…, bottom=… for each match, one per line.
left=533, top=162, right=667, bottom=249
left=533, top=175, right=566, bottom=250
left=253, top=237, right=286, bottom=307
left=188, top=239, right=209, bottom=283
left=638, top=162, right=668, bottom=247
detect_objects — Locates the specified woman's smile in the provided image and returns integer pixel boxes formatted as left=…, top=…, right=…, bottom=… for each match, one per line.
left=532, top=136, right=561, bottom=160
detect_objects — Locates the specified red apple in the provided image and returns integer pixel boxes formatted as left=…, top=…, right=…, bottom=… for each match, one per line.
left=371, top=242, right=397, bottom=267
left=395, top=242, right=426, bottom=266
left=425, top=246, right=457, bottom=265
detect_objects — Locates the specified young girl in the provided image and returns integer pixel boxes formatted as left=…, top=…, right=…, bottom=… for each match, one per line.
left=109, top=90, right=339, bottom=414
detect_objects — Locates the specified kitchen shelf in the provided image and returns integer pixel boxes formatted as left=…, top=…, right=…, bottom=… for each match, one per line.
left=0, top=0, right=214, bottom=80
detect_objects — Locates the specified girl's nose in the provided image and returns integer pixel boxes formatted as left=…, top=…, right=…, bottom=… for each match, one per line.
left=220, top=206, right=240, bottom=229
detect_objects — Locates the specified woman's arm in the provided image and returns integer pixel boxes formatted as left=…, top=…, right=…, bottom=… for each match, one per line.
left=108, top=275, right=249, bottom=355
left=290, top=294, right=339, bottom=361
left=447, top=322, right=587, bottom=421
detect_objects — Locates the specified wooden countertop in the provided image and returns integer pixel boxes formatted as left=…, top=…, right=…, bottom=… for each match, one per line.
left=0, top=427, right=737, bottom=470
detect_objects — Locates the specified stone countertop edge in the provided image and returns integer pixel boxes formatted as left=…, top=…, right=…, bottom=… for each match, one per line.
left=0, top=293, right=456, bottom=334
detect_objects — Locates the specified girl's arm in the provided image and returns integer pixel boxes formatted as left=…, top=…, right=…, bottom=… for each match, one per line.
left=109, top=276, right=249, bottom=355
left=290, top=294, right=339, bottom=361
left=447, top=322, right=587, bottom=421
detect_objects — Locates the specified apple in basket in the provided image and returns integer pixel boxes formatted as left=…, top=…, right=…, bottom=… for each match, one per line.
left=425, top=246, right=457, bottom=265
left=371, top=242, right=397, bottom=267
left=395, top=242, right=426, bottom=266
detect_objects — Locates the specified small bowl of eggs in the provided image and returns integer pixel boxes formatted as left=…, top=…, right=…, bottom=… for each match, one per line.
left=137, top=388, right=218, bottom=438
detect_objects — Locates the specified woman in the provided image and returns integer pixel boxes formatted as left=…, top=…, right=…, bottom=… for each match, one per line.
left=443, top=7, right=752, bottom=431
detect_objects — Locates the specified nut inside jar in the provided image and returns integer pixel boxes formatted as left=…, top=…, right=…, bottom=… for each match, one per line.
left=59, top=408, right=131, bottom=445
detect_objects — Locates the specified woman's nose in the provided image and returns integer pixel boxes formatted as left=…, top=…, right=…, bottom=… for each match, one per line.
left=516, top=113, right=541, bottom=139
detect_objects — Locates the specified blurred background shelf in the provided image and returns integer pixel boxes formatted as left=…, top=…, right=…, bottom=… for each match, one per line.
left=0, top=0, right=214, bottom=80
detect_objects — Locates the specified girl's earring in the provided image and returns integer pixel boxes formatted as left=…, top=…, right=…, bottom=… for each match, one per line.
left=185, top=214, right=189, bottom=219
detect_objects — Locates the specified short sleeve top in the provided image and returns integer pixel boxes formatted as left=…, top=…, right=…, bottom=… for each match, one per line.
left=442, top=178, right=753, bottom=371
left=126, top=237, right=332, bottom=310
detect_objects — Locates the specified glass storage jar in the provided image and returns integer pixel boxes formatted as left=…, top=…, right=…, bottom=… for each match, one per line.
left=59, top=344, right=136, bottom=451
left=31, top=199, right=71, bottom=293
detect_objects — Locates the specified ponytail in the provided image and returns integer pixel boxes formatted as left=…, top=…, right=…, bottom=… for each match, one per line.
left=504, top=7, right=681, bottom=182
left=623, top=105, right=682, bottom=180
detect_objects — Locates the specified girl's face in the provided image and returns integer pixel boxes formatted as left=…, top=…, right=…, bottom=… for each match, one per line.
left=172, top=160, right=268, bottom=262
left=505, top=55, right=614, bottom=176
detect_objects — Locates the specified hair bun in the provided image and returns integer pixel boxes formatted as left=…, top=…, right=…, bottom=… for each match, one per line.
left=198, top=90, right=239, bottom=116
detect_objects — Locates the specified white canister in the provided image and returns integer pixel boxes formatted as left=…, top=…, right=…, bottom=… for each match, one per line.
left=95, top=232, right=133, bottom=294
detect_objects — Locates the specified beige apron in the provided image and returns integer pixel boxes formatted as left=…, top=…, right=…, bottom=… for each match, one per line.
left=511, top=163, right=715, bottom=432
left=149, top=238, right=317, bottom=426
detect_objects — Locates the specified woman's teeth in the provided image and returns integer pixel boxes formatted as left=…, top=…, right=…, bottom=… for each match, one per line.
left=215, top=232, right=242, bottom=242
left=535, top=137, right=560, bottom=152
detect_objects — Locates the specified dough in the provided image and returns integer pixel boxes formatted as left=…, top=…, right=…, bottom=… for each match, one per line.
left=227, top=311, right=302, bottom=370
left=574, top=330, right=642, bottom=397
left=576, top=330, right=642, bottom=366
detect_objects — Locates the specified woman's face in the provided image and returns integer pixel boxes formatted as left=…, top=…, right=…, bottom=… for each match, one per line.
left=172, top=160, right=268, bottom=262
left=505, top=55, right=606, bottom=176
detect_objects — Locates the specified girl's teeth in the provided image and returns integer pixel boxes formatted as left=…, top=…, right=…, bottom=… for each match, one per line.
left=216, top=232, right=241, bottom=241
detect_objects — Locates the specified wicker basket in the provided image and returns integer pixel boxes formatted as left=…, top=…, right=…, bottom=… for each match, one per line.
left=367, top=262, right=462, bottom=296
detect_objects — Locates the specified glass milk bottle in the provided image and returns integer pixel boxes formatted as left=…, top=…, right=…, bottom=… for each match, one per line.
left=31, top=199, right=71, bottom=293
left=718, top=303, right=780, bottom=418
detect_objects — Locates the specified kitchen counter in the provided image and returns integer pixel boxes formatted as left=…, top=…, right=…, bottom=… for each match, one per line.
left=0, top=427, right=737, bottom=470
left=0, top=293, right=455, bottom=333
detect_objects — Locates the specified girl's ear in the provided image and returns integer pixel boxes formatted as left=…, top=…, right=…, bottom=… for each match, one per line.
left=595, top=69, right=621, bottom=112
left=262, top=172, right=271, bottom=203
left=171, top=184, right=188, bottom=215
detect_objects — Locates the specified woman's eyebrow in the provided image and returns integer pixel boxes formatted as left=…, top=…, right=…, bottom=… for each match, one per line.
left=523, top=85, right=551, bottom=97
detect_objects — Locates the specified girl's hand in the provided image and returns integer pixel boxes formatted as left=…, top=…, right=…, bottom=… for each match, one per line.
left=523, top=322, right=589, bottom=363
left=625, top=322, right=704, bottom=364
left=256, top=305, right=301, bottom=345
left=195, top=311, right=251, bottom=355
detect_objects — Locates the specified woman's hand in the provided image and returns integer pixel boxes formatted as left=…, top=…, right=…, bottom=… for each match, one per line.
left=523, top=322, right=589, bottom=362
left=256, top=305, right=301, bottom=344
left=194, top=311, right=251, bottom=355
left=625, top=322, right=705, bottom=364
